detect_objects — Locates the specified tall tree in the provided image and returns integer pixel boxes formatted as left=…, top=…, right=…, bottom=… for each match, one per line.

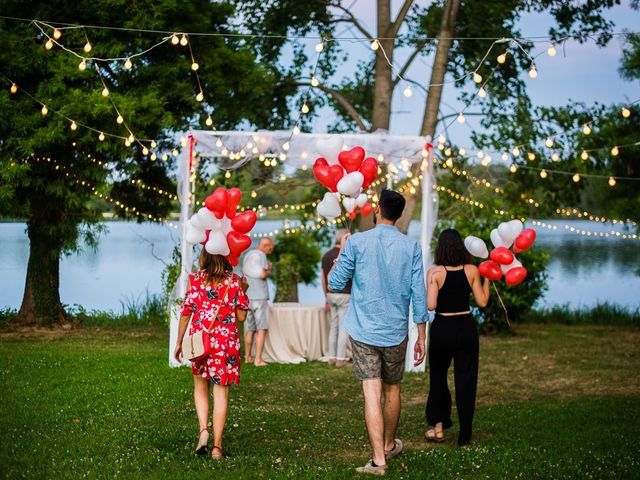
left=0, top=0, right=295, bottom=325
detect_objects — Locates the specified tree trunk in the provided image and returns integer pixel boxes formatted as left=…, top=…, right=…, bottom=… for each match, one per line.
left=395, top=0, right=461, bottom=233
left=18, top=218, right=67, bottom=326
left=371, top=0, right=394, bottom=132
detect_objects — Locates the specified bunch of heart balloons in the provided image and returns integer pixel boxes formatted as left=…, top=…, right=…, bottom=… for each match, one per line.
left=464, top=220, right=537, bottom=287
left=184, top=187, right=258, bottom=266
left=312, top=136, right=377, bottom=221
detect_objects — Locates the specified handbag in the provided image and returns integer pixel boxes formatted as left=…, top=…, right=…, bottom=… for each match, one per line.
left=181, top=278, right=231, bottom=362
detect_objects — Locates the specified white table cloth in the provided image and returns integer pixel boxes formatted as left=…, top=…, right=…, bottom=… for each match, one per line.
left=263, top=303, right=330, bottom=364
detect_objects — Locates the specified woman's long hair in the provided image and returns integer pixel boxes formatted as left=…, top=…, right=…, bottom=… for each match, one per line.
left=433, top=228, right=472, bottom=266
left=199, top=249, right=232, bottom=284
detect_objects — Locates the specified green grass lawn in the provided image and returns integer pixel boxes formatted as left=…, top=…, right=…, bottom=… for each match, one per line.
left=1, top=324, right=639, bottom=479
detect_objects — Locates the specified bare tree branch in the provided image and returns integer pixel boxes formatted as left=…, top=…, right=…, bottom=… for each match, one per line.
left=297, top=81, right=370, bottom=132
left=323, top=1, right=374, bottom=40
left=393, top=37, right=429, bottom=86
left=388, top=0, right=414, bottom=38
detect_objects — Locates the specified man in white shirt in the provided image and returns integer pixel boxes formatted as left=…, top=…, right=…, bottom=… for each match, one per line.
left=241, top=237, right=274, bottom=366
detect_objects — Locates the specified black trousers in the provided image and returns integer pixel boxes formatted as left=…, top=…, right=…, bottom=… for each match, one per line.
left=425, top=313, right=479, bottom=445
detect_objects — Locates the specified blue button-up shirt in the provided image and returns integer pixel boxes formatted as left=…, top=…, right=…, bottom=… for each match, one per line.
left=328, top=224, right=428, bottom=347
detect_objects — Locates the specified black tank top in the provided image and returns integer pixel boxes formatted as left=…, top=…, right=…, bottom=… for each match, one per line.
left=436, top=267, right=472, bottom=313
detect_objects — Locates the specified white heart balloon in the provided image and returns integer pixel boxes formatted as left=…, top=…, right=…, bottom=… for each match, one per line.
left=336, top=171, right=364, bottom=197
left=508, top=219, right=524, bottom=238
left=464, top=236, right=474, bottom=251
left=316, top=192, right=342, bottom=219
left=342, top=197, right=357, bottom=213
left=205, top=230, right=230, bottom=256
left=197, top=207, right=220, bottom=230
left=355, top=193, right=368, bottom=208
left=490, top=228, right=509, bottom=248
left=220, top=216, right=232, bottom=235
left=316, top=136, right=344, bottom=165
left=185, top=223, right=207, bottom=244
left=464, top=236, right=488, bottom=259
left=501, top=257, right=522, bottom=274
left=189, top=212, right=207, bottom=230
left=497, top=222, right=517, bottom=247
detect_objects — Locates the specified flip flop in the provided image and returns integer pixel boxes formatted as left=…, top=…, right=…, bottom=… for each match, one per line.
left=425, top=428, right=445, bottom=443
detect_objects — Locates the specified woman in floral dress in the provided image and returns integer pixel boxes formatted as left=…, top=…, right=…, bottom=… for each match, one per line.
left=174, top=250, right=249, bottom=459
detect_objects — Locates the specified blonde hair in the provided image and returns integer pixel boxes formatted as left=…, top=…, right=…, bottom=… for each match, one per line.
left=199, top=250, right=232, bottom=284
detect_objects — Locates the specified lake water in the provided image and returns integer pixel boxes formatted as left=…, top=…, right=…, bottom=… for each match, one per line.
left=1, top=220, right=639, bottom=312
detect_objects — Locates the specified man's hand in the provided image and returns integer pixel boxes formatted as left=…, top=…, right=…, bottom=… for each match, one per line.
left=339, top=232, right=351, bottom=251
left=413, top=337, right=426, bottom=367
left=324, top=301, right=331, bottom=313
left=239, top=275, right=249, bottom=292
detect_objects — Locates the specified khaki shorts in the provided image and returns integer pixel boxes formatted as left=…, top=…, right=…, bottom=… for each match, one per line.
left=350, top=336, right=408, bottom=384
left=245, top=300, right=269, bottom=331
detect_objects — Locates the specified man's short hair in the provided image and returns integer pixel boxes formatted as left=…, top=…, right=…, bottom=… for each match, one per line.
left=379, top=189, right=406, bottom=222
left=335, top=228, right=349, bottom=244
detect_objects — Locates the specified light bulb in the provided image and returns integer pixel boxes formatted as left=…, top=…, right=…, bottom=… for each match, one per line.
left=151, top=140, right=157, bottom=148
left=53, top=29, right=62, bottom=40
left=83, top=41, right=92, bottom=53
left=540, top=169, right=548, bottom=179
left=481, top=158, right=490, bottom=167
left=180, top=34, right=188, bottom=46
left=438, top=134, right=446, bottom=143
left=458, top=148, right=466, bottom=155
left=528, top=66, right=538, bottom=79
left=171, top=34, right=179, bottom=45
left=142, top=147, right=149, bottom=155
left=282, top=142, right=290, bottom=151
left=551, top=152, right=559, bottom=161
left=438, top=144, right=445, bottom=151
left=446, top=158, right=454, bottom=168
left=10, top=83, right=17, bottom=94
left=101, top=87, right=109, bottom=97
left=124, top=58, right=132, bottom=69
left=150, top=153, right=157, bottom=161
left=125, top=139, right=131, bottom=147
left=512, top=146, right=520, bottom=157
left=580, top=150, right=589, bottom=160
left=205, top=116, right=213, bottom=126
left=611, top=146, right=619, bottom=156
left=621, top=107, right=631, bottom=118
left=196, top=92, right=204, bottom=102
left=457, top=112, right=465, bottom=123
left=527, top=152, right=535, bottom=161
left=545, top=137, right=554, bottom=148
left=502, top=152, right=509, bottom=161
left=315, top=41, right=324, bottom=52
left=473, top=72, right=482, bottom=83
left=572, top=173, right=580, bottom=183
left=251, top=191, right=257, bottom=198
left=128, top=133, right=134, bottom=143
left=510, top=164, right=518, bottom=173
left=79, top=59, right=87, bottom=71
left=301, top=103, right=310, bottom=114
left=191, top=62, right=199, bottom=71
left=99, top=132, right=105, bottom=141
left=582, top=124, right=591, bottom=135
left=608, top=177, right=616, bottom=187
left=497, top=53, right=507, bottom=64
left=224, top=171, right=231, bottom=179
left=180, top=137, right=187, bottom=147
left=478, top=86, right=486, bottom=98
left=70, top=121, right=77, bottom=131
left=293, top=125, right=300, bottom=135
left=311, top=76, right=319, bottom=87
left=477, top=150, right=484, bottom=158
left=370, top=39, right=379, bottom=51
left=171, top=148, right=178, bottom=156
left=162, top=154, right=168, bottom=161
left=45, top=39, right=53, bottom=50
left=403, top=86, right=412, bottom=97
left=41, top=105, right=48, bottom=116
left=547, top=45, right=557, bottom=57
left=116, top=115, right=124, bottom=124
left=279, top=152, right=286, bottom=161
left=445, top=148, right=452, bottom=157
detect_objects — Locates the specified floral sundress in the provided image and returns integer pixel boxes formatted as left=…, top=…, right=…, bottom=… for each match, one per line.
left=180, top=271, right=249, bottom=384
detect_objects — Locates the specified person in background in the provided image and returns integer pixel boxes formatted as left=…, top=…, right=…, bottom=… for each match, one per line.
left=321, top=228, right=352, bottom=367
left=329, top=189, right=428, bottom=476
left=241, top=237, right=275, bottom=367
left=174, top=250, right=249, bottom=459
left=424, top=228, right=490, bottom=446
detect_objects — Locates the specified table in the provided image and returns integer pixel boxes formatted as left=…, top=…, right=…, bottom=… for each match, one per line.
left=263, top=303, right=330, bottom=364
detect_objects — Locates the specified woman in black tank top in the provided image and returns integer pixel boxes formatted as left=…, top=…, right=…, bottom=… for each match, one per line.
left=424, top=229, right=490, bottom=446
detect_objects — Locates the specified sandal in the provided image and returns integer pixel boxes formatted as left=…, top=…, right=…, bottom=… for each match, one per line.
left=195, top=428, right=209, bottom=455
left=385, top=438, right=403, bottom=460
left=211, top=445, right=226, bottom=459
left=425, top=427, right=445, bottom=443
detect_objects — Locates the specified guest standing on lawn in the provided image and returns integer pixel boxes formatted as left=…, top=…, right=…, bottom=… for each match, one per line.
left=321, top=228, right=352, bottom=367
left=329, top=189, right=428, bottom=476
left=425, top=229, right=490, bottom=446
left=174, top=250, right=250, bottom=459
left=242, top=237, right=274, bottom=367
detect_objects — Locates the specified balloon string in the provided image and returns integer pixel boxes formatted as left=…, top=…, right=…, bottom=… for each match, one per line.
left=491, top=281, right=510, bottom=328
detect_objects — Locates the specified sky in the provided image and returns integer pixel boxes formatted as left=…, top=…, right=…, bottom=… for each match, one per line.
left=300, top=0, right=640, bottom=153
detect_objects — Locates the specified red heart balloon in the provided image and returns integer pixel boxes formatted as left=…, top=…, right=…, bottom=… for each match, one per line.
left=505, top=266, right=527, bottom=286
left=478, top=260, right=502, bottom=281
left=226, top=254, right=239, bottom=267
left=226, top=188, right=242, bottom=219
left=313, top=158, right=334, bottom=190
left=338, top=146, right=366, bottom=173
left=359, top=157, right=378, bottom=189
left=205, top=187, right=228, bottom=219
left=231, top=210, right=257, bottom=234
left=490, top=246, right=514, bottom=265
left=514, top=228, right=536, bottom=252
left=360, top=202, right=373, bottom=217
left=327, top=165, right=345, bottom=191
left=227, top=231, right=252, bottom=257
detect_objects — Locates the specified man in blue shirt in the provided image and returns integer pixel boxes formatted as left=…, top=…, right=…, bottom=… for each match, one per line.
left=329, top=189, right=428, bottom=476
